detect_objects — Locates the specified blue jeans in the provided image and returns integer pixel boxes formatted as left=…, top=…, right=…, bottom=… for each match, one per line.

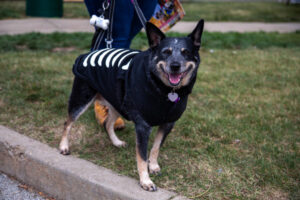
left=84, top=0, right=157, bottom=48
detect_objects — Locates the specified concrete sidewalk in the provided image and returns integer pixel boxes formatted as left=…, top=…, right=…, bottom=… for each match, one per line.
left=0, top=18, right=299, bottom=35
left=0, top=125, right=189, bottom=200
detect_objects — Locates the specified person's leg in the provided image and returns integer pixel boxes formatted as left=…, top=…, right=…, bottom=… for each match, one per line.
left=96, top=0, right=157, bottom=49
left=97, top=0, right=135, bottom=49
left=111, top=0, right=135, bottom=48
left=84, top=0, right=103, bottom=16
left=86, top=0, right=135, bottom=49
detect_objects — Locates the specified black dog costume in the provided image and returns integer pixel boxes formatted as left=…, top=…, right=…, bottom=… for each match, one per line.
left=73, top=48, right=196, bottom=126
left=60, top=20, right=204, bottom=191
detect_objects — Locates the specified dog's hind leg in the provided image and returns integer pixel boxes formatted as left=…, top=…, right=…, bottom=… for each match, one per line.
left=96, top=97, right=126, bottom=148
left=148, top=122, right=174, bottom=175
left=59, top=77, right=97, bottom=155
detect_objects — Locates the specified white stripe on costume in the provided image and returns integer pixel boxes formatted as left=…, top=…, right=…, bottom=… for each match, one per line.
left=83, top=50, right=97, bottom=67
left=122, top=60, right=132, bottom=70
left=105, top=49, right=124, bottom=68
left=90, top=48, right=107, bottom=67
left=117, top=51, right=139, bottom=67
left=112, top=49, right=130, bottom=66
left=98, top=48, right=115, bottom=66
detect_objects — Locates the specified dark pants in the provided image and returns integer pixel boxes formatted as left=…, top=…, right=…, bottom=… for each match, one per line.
left=84, top=0, right=157, bottom=48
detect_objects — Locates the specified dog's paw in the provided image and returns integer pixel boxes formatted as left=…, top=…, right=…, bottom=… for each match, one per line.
left=60, top=148, right=70, bottom=155
left=59, top=139, right=70, bottom=155
left=149, top=163, right=161, bottom=175
left=139, top=180, right=157, bottom=192
left=112, top=140, right=127, bottom=148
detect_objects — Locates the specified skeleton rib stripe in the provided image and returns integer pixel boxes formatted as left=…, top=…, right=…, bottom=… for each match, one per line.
left=112, top=50, right=130, bottom=66
left=90, top=48, right=107, bottom=67
left=105, top=49, right=124, bottom=68
left=98, top=48, right=115, bottom=66
left=118, top=51, right=139, bottom=67
left=122, top=60, right=132, bottom=70
left=83, top=50, right=97, bottom=67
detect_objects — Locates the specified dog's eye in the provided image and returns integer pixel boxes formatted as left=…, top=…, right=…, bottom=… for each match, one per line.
left=181, top=48, right=190, bottom=56
left=162, top=48, right=172, bottom=55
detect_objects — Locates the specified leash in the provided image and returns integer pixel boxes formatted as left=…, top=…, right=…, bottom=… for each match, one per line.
left=105, top=0, right=115, bottom=48
left=131, top=0, right=147, bottom=29
left=91, top=0, right=147, bottom=50
left=91, top=0, right=113, bottom=50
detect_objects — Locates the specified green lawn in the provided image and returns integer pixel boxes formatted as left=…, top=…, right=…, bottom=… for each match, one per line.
left=0, top=32, right=299, bottom=199
left=0, top=1, right=300, bottom=22
left=182, top=2, right=300, bottom=22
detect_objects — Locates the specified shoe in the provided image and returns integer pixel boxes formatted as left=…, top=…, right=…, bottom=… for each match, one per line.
left=94, top=101, right=125, bottom=130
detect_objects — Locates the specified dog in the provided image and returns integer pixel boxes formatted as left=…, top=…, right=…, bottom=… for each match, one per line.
left=59, top=20, right=204, bottom=191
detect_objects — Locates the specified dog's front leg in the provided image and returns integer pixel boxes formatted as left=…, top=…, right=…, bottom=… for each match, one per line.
left=149, top=122, right=174, bottom=175
left=134, top=117, right=156, bottom=191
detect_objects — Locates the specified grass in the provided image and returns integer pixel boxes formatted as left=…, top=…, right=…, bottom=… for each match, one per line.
left=0, top=32, right=299, bottom=199
left=0, top=31, right=299, bottom=52
left=1, top=1, right=300, bottom=22
left=182, top=2, right=300, bottom=22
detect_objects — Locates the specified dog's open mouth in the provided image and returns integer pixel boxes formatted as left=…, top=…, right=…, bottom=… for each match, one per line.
left=160, top=66, right=192, bottom=86
left=168, top=73, right=185, bottom=85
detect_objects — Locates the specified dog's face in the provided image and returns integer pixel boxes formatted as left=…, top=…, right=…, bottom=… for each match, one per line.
left=146, top=20, right=204, bottom=89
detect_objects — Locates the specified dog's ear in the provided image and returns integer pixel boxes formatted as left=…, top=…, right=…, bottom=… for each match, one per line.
left=146, top=22, right=166, bottom=48
left=188, top=19, right=204, bottom=50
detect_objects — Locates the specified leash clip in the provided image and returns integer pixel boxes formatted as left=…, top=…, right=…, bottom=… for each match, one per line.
left=105, top=38, right=113, bottom=48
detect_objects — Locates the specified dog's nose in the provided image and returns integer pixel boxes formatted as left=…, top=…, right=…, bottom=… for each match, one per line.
left=170, top=62, right=181, bottom=72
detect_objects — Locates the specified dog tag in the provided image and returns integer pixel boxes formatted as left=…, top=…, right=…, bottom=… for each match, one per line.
left=168, top=92, right=179, bottom=102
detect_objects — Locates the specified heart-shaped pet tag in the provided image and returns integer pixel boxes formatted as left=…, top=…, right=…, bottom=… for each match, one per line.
left=168, top=92, right=179, bottom=102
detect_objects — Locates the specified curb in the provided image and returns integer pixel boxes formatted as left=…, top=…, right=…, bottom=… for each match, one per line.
left=0, top=125, right=189, bottom=200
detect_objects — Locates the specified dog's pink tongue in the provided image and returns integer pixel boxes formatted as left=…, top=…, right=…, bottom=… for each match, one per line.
left=169, top=73, right=181, bottom=85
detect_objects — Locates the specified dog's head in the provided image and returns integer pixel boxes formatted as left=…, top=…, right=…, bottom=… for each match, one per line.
left=146, top=20, right=204, bottom=89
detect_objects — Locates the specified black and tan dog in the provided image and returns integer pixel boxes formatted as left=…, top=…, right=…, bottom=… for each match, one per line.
left=59, top=20, right=204, bottom=191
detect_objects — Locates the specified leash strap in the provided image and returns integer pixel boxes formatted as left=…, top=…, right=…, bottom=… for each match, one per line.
left=105, top=0, right=115, bottom=48
left=93, top=28, right=105, bottom=51
left=92, top=0, right=113, bottom=50
left=131, top=0, right=147, bottom=29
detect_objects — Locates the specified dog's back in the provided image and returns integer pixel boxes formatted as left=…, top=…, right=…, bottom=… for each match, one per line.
left=72, top=48, right=140, bottom=119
